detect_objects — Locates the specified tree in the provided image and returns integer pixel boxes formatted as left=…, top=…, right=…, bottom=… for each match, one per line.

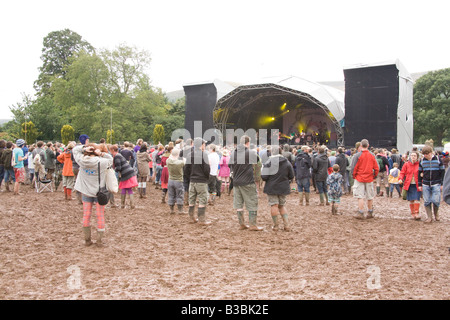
left=107, top=129, right=115, bottom=144
left=61, top=125, right=75, bottom=145
left=34, top=29, right=95, bottom=95
left=25, top=96, right=65, bottom=141
left=152, top=124, right=165, bottom=145
left=22, top=121, right=40, bottom=145
left=413, top=68, right=450, bottom=146
left=8, top=93, right=34, bottom=140
left=52, top=51, right=110, bottom=138
left=101, top=44, right=151, bottom=97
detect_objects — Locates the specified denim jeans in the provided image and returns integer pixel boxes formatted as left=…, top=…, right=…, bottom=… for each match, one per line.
left=316, top=181, right=327, bottom=194
left=3, top=168, right=15, bottom=183
left=422, top=184, right=441, bottom=207
left=155, top=165, right=163, bottom=183
left=296, top=177, right=310, bottom=193
left=389, top=183, right=401, bottom=195
left=0, top=165, right=4, bottom=185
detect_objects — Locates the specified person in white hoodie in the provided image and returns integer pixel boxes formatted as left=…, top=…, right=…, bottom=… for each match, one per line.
left=73, top=144, right=113, bottom=247
left=207, top=144, right=220, bottom=205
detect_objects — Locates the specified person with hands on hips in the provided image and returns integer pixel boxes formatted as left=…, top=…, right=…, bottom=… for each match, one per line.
left=418, top=145, right=445, bottom=223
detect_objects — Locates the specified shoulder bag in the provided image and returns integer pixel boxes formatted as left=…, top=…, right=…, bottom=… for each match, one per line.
left=96, top=161, right=110, bottom=206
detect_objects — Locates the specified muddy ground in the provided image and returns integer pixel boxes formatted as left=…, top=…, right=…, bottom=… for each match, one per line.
left=0, top=182, right=449, bottom=300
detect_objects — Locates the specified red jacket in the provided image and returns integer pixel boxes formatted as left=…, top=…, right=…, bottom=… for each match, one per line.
left=398, top=161, right=419, bottom=191
left=351, top=150, right=379, bottom=183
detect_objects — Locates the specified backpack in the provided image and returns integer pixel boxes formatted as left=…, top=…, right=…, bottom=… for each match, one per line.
left=376, top=157, right=383, bottom=170
left=34, top=153, right=41, bottom=166
left=155, top=152, right=162, bottom=165
left=390, top=168, right=399, bottom=178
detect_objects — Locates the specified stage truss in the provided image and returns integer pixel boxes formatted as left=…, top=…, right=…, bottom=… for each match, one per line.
left=213, top=83, right=344, bottom=146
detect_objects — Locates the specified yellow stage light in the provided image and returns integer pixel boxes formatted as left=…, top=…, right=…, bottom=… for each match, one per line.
left=271, top=117, right=275, bottom=121
left=281, top=103, right=287, bottom=111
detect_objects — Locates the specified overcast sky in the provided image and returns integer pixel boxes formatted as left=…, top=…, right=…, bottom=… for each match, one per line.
left=1, top=0, right=449, bottom=119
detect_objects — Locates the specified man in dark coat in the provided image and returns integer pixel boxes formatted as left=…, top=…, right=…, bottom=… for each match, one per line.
left=184, top=137, right=211, bottom=225
left=335, top=147, right=349, bottom=194
left=262, top=145, right=295, bottom=231
left=294, top=146, right=312, bottom=205
left=229, top=135, right=262, bottom=231
left=312, top=146, right=331, bottom=206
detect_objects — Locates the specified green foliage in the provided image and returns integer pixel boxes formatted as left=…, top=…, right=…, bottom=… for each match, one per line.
left=28, top=96, right=65, bottom=141
left=0, top=129, right=16, bottom=142
left=5, top=29, right=185, bottom=145
left=152, top=124, right=165, bottom=145
left=61, top=125, right=75, bottom=145
left=413, top=68, right=450, bottom=146
left=107, top=129, right=115, bottom=144
left=35, top=29, right=94, bottom=95
left=22, top=121, right=40, bottom=145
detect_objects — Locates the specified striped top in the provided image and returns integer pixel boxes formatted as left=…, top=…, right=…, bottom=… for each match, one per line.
left=113, top=153, right=136, bottom=182
left=418, top=155, right=445, bottom=186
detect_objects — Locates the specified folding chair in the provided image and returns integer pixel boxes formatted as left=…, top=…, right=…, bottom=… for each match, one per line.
left=35, top=177, right=54, bottom=193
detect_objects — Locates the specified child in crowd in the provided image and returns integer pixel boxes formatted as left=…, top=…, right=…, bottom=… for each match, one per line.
left=326, top=164, right=343, bottom=215
left=388, top=162, right=401, bottom=198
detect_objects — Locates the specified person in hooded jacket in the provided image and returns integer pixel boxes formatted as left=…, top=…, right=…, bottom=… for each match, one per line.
left=136, top=143, right=151, bottom=199
left=312, top=146, right=331, bottom=206
left=1, top=141, right=15, bottom=192
left=262, top=145, right=295, bottom=231
left=295, top=145, right=312, bottom=205
left=73, top=144, right=113, bottom=247
left=57, top=142, right=75, bottom=200
left=398, top=151, right=421, bottom=220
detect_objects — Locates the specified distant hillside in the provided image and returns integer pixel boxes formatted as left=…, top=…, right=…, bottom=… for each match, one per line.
left=0, top=119, right=11, bottom=126
left=165, top=90, right=185, bottom=103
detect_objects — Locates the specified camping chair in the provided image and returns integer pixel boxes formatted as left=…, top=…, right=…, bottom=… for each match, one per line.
left=35, top=176, right=54, bottom=193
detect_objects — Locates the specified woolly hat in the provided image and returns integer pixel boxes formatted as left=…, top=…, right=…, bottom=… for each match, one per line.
left=79, top=134, right=89, bottom=145
left=16, top=139, right=25, bottom=147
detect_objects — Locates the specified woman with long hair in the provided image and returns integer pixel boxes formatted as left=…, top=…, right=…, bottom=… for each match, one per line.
left=73, top=143, right=113, bottom=246
left=109, top=144, right=138, bottom=209
left=398, top=151, right=422, bottom=220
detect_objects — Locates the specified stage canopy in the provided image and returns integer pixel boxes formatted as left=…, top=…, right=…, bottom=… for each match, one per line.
left=213, top=75, right=346, bottom=145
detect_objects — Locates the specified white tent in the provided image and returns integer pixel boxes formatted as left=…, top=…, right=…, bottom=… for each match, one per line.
left=242, top=75, right=345, bottom=121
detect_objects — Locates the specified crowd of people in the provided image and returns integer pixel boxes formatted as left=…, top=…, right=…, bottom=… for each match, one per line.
left=1, top=135, right=449, bottom=247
